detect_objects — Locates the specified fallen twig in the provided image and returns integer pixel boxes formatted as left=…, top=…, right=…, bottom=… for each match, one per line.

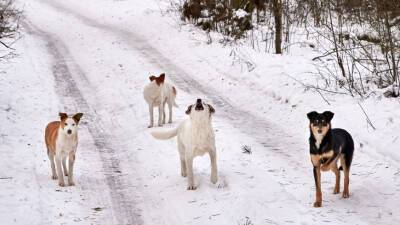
left=357, top=102, right=376, bottom=130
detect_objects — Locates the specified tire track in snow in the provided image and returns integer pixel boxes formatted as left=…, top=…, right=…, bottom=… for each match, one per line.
left=22, top=21, right=143, bottom=225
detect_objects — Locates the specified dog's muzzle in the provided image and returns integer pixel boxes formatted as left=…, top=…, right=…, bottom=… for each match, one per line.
left=195, top=98, right=204, bottom=110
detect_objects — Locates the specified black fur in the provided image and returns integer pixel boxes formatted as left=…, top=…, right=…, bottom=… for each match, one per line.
left=308, top=117, right=354, bottom=169
left=307, top=111, right=355, bottom=206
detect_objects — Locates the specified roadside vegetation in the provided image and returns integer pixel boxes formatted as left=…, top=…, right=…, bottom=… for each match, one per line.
left=178, top=0, right=400, bottom=98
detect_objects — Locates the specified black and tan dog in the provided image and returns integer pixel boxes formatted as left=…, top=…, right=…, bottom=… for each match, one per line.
left=307, top=111, right=354, bottom=207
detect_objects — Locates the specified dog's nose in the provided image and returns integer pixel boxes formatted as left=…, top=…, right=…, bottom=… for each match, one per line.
left=67, top=129, right=72, bottom=134
left=196, top=98, right=202, bottom=104
left=317, top=129, right=322, bottom=134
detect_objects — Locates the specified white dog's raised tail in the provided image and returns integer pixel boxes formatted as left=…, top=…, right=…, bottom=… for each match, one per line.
left=151, top=127, right=178, bottom=140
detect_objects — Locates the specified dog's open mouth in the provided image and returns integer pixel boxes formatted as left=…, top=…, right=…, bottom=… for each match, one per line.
left=195, top=105, right=204, bottom=111
left=195, top=98, right=204, bottom=110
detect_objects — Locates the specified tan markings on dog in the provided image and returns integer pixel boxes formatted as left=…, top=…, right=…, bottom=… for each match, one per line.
left=331, top=164, right=340, bottom=194
left=340, top=154, right=350, bottom=198
left=172, top=86, right=177, bottom=95
left=149, top=75, right=156, bottom=82
left=321, top=150, right=334, bottom=158
left=310, top=123, right=330, bottom=148
left=310, top=154, right=321, bottom=166
left=45, top=114, right=70, bottom=154
left=314, top=167, right=322, bottom=207
left=45, top=121, right=60, bottom=154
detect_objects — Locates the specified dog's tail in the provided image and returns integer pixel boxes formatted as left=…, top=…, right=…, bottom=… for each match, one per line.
left=151, top=127, right=178, bottom=140
left=172, top=86, right=178, bottom=108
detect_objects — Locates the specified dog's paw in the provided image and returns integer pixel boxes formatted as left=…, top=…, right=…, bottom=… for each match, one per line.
left=342, top=191, right=349, bottom=198
left=181, top=172, right=187, bottom=177
left=51, top=175, right=58, bottom=180
left=58, top=182, right=65, bottom=187
left=313, top=201, right=322, bottom=207
left=333, top=188, right=340, bottom=194
left=168, top=120, right=172, bottom=124
left=147, top=125, right=153, bottom=128
left=211, top=175, right=218, bottom=184
left=68, top=181, right=75, bottom=186
left=187, top=185, right=197, bottom=190
left=64, top=172, right=68, bottom=176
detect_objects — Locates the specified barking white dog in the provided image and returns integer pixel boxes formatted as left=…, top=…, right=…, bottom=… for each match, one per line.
left=45, top=112, right=83, bottom=187
left=151, top=98, right=217, bottom=190
left=143, top=73, right=177, bottom=128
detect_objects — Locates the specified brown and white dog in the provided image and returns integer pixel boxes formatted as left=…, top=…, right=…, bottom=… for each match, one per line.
left=45, top=112, right=83, bottom=187
left=143, top=73, right=178, bottom=128
left=151, top=99, right=217, bottom=190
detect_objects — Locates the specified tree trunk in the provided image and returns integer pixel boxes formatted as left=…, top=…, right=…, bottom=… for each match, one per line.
left=273, top=0, right=282, bottom=54
left=384, top=12, right=399, bottom=95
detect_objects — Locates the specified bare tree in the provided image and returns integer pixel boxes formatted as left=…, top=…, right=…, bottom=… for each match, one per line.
left=272, top=0, right=282, bottom=54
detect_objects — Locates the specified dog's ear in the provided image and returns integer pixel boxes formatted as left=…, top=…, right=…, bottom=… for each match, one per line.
left=159, top=73, right=165, bottom=83
left=149, top=75, right=156, bottom=82
left=73, top=113, right=84, bottom=123
left=208, top=104, right=215, bottom=114
left=307, top=111, right=318, bottom=121
left=59, top=112, right=68, bottom=121
left=185, top=105, right=192, bottom=115
left=322, top=111, right=334, bottom=122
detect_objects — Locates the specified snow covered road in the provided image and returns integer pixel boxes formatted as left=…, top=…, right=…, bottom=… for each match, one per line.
left=0, top=0, right=399, bottom=224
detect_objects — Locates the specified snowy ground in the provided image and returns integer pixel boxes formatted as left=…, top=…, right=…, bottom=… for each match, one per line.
left=0, top=0, right=399, bottom=224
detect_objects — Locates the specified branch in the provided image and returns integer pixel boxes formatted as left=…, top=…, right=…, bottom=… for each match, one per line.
left=357, top=102, right=376, bottom=130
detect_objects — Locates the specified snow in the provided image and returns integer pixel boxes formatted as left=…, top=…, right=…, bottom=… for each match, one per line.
left=0, top=0, right=399, bottom=224
left=234, top=9, right=248, bottom=19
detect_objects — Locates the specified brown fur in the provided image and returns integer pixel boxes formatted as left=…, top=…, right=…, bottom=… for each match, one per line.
left=310, top=123, right=330, bottom=137
left=172, top=86, right=177, bottom=95
left=45, top=114, right=68, bottom=154
left=149, top=73, right=165, bottom=86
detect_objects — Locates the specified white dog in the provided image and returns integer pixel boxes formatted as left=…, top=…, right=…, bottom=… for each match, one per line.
left=151, top=98, right=217, bottom=190
left=45, top=112, right=83, bottom=187
left=143, top=73, right=177, bottom=128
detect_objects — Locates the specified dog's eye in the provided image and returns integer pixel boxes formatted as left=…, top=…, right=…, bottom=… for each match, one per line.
left=72, top=124, right=75, bottom=126
left=64, top=123, right=68, bottom=126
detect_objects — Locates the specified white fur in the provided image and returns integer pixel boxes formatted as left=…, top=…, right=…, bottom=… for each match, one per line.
left=143, top=80, right=177, bottom=128
left=55, top=117, right=78, bottom=186
left=151, top=101, right=217, bottom=190
left=314, top=133, right=324, bottom=149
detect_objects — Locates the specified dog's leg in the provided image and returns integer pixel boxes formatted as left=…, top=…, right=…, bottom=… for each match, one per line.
left=48, top=150, right=57, bottom=180
left=331, top=162, right=340, bottom=194
left=343, top=168, right=350, bottom=198
left=209, top=149, right=218, bottom=184
left=178, top=144, right=187, bottom=177
left=148, top=104, right=154, bottom=128
left=62, top=156, right=68, bottom=176
left=158, top=104, right=163, bottom=127
left=313, top=166, right=322, bottom=207
left=168, top=101, right=173, bottom=123
left=341, top=155, right=350, bottom=198
left=180, top=157, right=187, bottom=177
left=68, top=152, right=75, bottom=186
left=185, top=155, right=196, bottom=190
left=162, top=101, right=166, bottom=124
left=55, top=152, right=65, bottom=187
left=163, top=101, right=167, bottom=124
